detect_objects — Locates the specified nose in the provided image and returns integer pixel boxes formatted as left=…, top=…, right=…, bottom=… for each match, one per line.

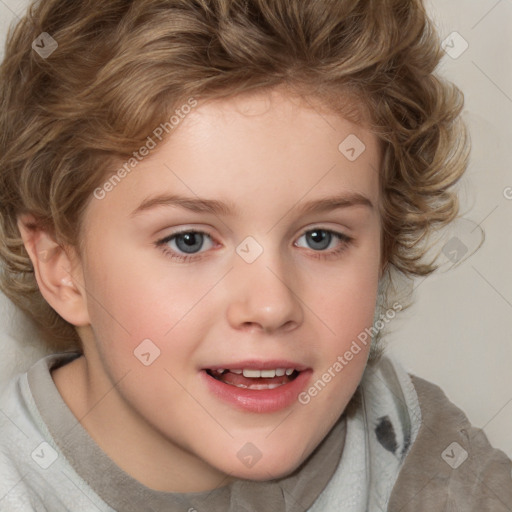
left=225, top=250, right=304, bottom=335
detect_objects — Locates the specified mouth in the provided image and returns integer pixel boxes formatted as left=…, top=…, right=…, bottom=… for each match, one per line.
left=201, top=362, right=311, bottom=413
left=205, top=367, right=301, bottom=390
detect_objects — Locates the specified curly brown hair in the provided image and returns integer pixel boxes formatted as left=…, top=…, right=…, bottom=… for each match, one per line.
left=0, top=0, right=469, bottom=352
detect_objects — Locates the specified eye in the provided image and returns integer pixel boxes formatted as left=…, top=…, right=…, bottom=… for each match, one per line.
left=295, top=228, right=352, bottom=258
left=156, top=230, right=215, bottom=262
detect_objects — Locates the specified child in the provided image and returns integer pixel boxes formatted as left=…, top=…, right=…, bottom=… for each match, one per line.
left=0, top=0, right=510, bottom=510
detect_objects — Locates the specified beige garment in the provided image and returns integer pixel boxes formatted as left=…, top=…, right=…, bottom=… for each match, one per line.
left=388, top=375, right=512, bottom=511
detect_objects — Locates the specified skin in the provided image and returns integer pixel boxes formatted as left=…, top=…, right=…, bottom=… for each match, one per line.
left=22, top=88, right=383, bottom=493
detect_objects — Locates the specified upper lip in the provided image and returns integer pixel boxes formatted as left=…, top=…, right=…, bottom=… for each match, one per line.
left=203, top=360, right=310, bottom=372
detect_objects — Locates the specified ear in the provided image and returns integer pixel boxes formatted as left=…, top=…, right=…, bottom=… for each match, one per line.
left=17, top=214, right=90, bottom=327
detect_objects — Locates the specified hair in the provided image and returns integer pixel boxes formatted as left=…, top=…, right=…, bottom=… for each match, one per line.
left=0, top=0, right=469, bottom=353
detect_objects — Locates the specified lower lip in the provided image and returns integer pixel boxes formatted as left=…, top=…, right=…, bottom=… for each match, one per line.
left=201, top=370, right=312, bottom=413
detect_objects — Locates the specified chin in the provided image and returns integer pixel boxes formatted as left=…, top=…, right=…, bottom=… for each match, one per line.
left=209, top=445, right=309, bottom=483
left=230, top=459, right=303, bottom=482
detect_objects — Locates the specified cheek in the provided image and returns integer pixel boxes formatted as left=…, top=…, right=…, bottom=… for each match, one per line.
left=82, top=246, right=219, bottom=374
left=317, top=253, right=380, bottom=343
left=300, top=267, right=378, bottom=417
left=84, top=239, right=185, bottom=331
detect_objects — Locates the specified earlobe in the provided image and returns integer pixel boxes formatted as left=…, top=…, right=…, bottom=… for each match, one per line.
left=17, top=214, right=90, bottom=327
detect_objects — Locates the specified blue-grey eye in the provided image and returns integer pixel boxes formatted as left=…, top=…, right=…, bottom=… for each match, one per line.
left=302, top=229, right=333, bottom=251
left=173, top=232, right=208, bottom=254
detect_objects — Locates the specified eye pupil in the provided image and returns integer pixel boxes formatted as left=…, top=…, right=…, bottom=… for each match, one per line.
left=307, top=230, right=331, bottom=250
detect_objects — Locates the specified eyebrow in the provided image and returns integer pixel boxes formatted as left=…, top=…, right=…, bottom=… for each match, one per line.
left=130, top=192, right=373, bottom=218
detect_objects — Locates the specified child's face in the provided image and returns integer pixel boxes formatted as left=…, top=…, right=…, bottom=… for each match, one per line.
left=74, top=89, right=382, bottom=488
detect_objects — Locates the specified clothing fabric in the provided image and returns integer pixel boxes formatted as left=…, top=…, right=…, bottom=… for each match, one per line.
left=388, top=374, right=512, bottom=511
left=0, top=352, right=510, bottom=511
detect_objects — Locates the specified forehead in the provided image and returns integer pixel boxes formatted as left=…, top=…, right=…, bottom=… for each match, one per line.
left=85, top=89, right=382, bottom=227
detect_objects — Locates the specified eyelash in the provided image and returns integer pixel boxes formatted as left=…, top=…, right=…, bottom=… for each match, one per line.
left=155, top=228, right=353, bottom=263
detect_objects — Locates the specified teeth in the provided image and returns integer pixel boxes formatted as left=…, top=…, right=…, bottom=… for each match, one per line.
left=233, top=382, right=285, bottom=390
left=242, top=368, right=296, bottom=378
left=243, top=369, right=262, bottom=378
left=211, top=368, right=298, bottom=377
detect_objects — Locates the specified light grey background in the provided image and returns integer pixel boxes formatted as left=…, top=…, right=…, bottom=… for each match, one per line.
left=387, top=0, right=512, bottom=459
left=0, top=0, right=511, bottom=459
